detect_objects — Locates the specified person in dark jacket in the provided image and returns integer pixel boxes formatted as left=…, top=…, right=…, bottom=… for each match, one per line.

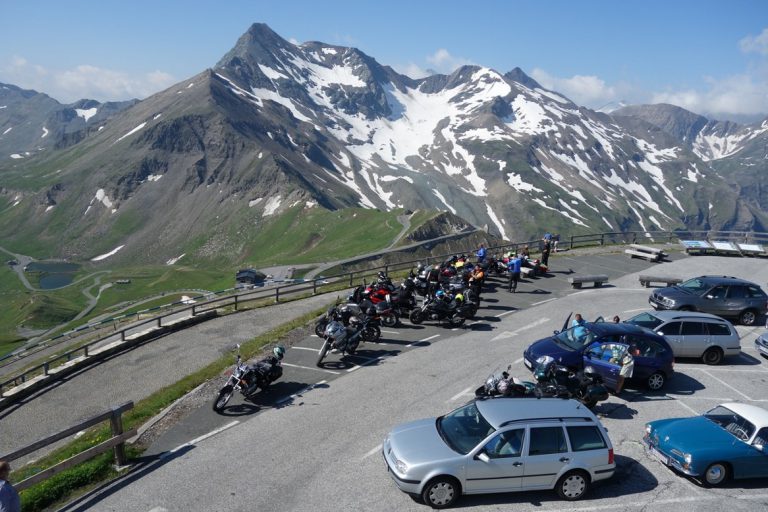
left=507, top=253, right=522, bottom=292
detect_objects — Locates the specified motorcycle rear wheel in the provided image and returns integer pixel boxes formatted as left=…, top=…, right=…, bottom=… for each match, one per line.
left=381, top=313, right=398, bottom=327
left=213, top=385, right=235, bottom=412
left=363, top=325, right=381, bottom=342
left=449, top=314, right=466, bottom=327
left=316, top=339, right=331, bottom=367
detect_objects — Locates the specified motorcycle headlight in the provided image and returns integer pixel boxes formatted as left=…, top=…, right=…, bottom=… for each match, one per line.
left=394, top=458, right=408, bottom=474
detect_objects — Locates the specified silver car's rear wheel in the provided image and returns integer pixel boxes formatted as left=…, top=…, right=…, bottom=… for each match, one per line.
left=702, top=347, right=723, bottom=365
left=422, top=477, right=460, bottom=509
left=556, top=470, right=590, bottom=500
left=703, top=462, right=729, bottom=487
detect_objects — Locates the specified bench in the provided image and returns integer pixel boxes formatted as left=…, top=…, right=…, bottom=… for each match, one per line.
left=638, top=275, right=682, bottom=288
left=625, top=249, right=661, bottom=262
left=568, top=275, right=609, bottom=289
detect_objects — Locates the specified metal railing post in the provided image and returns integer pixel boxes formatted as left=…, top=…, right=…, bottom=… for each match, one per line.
left=275, top=287, right=280, bottom=303
left=234, top=295, right=238, bottom=311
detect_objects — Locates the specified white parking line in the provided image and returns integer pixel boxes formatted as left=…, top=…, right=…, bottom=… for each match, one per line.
left=347, top=355, right=384, bottom=372
left=448, top=386, right=473, bottom=402
left=291, top=346, right=321, bottom=352
left=276, top=380, right=327, bottom=405
left=531, top=298, right=557, bottom=306
left=161, top=420, right=240, bottom=459
left=491, top=318, right=550, bottom=341
left=408, top=334, right=439, bottom=347
left=670, top=397, right=699, bottom=415
left=281, top=362, right=340, bottom=375
left=381, top=330, right=399, bottom=334
left=362, top=444, right=382, bottom=460
left=697, top=369, right=754, bottom=401
left=494, top=310, right=515, bottom=318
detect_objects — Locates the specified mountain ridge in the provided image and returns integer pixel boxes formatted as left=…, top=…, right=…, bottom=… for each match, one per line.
left=1, top=22, right=767, bottom=265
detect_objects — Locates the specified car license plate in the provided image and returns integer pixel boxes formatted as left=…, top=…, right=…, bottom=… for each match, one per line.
left=649, top=446, right=669, bottom=465
left=524, top=358, right=532, bottom=369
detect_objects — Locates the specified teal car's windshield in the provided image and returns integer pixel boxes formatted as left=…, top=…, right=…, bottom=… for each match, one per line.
left=704, top=405, right=756, bottom=442
left=552, top=325, right=597, bottom=350
left=678, top=278, right=708, bottom=293
left=437, top=402, right=495, bottom=454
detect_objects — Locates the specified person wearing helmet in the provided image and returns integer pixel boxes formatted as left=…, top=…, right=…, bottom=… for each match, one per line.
left=273, top=345, right=285, bottom=360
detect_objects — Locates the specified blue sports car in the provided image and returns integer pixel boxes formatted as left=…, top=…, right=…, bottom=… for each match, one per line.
left=643, top=403, right=768, bottom=486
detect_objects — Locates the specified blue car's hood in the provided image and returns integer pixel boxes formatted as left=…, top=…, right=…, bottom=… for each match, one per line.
left=649, top=416, right=742, bottom=453
left=387, top=417, right=457, bottom=465
left=527, top=338, right=575, bottom=365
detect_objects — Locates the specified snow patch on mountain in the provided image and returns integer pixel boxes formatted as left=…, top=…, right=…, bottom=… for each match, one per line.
left=116, top=122, right=147, bottom=143
left=486, top=204, right=508, bottom=240
left=91, top=244, right=125, bottom=261
left=432, top=189, right=456, bottom=214
left=76, top=107, right=97, bottom=122
left=262, top=196, right=281, bottom=216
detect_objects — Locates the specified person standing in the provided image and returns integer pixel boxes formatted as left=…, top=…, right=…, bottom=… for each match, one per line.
left=507, top=253, right=521, bottom=292
left=615, top=347, right=636, bottom=394
left=571, top=313, right=587, bottom=340
left=0, top=461, right=20, bottom=512
left=475, top=244, right=487, bottom=264
left=541, top=240, right=551, bottom=267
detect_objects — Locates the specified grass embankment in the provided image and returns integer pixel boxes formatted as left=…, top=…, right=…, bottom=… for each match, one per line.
left=11, top=302, right=330, bottom=512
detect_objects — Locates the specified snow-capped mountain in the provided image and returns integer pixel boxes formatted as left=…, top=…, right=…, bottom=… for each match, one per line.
left=0, top=23, right=766, bottom=264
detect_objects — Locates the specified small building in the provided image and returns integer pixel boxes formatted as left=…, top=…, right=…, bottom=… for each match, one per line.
left=235, top=268, right=267, bottom=288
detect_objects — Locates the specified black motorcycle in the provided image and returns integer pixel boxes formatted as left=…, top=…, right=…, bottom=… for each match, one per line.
left=532, top=356, right=609, bottom=408
left=213, top=344, right=284, bottom=412
left=408, top=294, right=471, bottom=327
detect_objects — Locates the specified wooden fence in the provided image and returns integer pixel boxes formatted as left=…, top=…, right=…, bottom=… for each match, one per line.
left=0, top=402, right=135, bottom=491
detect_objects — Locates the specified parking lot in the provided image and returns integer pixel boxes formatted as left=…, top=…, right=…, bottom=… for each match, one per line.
left=64, top=252, right=768, bottom=512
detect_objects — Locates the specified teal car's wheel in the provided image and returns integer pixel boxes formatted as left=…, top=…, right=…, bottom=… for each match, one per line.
left=703, top=462, right=730, bottom=487
left=421, top=476, right=460, bottom=509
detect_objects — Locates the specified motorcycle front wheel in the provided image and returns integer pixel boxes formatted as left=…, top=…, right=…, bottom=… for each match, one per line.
left=314, top=320, right=327, bottom=337
left=213, top=385, right=235, bottom=412
left=316, top=338, right=331, bottom=367
left=409, top=310, right=425, bottom=324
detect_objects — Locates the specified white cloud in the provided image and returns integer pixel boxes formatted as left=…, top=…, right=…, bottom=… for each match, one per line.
left=1, top=55, right=176, bottom=103
left=740, top=27, right=768, bottom=56
left=652, top=73, right=768, bottom=117
left=425, top=48, right=473, bottom=73
left=530, top=68, right=624, bottom=107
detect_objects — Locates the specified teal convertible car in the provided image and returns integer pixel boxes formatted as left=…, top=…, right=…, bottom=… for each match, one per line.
left=643, top=403, right=768, bottom=486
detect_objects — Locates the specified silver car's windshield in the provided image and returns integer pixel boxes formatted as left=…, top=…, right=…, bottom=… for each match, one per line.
left=626, top=312, right=663, bottom=330
left=678, top=278, right=708, bottom=293
left=552, top=325, right=596, bottom=350
left=704, top=405, right=756, bottom=442
left=437, top=402, right=495, bottom=455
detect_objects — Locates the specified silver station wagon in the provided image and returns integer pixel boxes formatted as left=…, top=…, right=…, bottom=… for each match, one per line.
left=625, top=310, right=740, bottom=365
left=382, top=398, right=615, bottom=508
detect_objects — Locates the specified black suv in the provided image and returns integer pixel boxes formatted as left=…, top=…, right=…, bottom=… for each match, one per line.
left=648, top=275, right=768, bottom=325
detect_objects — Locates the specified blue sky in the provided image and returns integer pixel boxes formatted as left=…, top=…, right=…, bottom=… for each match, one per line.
left=1, top=0, right=766, bottom=120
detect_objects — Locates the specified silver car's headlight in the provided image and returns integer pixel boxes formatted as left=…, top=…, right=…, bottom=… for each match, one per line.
left=394, top=458, right=408, bottom=474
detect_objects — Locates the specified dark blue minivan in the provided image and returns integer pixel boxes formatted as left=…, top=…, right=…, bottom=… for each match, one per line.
left=523, top=316, right=674, bottom=391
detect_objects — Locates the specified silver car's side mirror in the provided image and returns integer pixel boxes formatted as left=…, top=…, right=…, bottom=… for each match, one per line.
left=477, top=452, right=491, bottom=463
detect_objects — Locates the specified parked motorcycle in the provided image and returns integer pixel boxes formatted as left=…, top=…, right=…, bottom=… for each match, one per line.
left=314, top=303, right=382, bottom=341
left=408, top=291, right=471, bottom=327
left=532, top=356, right=609, bottom=408
left=316, top=316, right=377, bottom=366
left=213, top=344, right=285, bottom=412
left=474, top=366, right=537, bottom=398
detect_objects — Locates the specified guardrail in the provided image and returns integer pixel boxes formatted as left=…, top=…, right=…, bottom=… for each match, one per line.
left=0, top=402, right=135, bottom=491
left=3, top=228, right=765, bottom=401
